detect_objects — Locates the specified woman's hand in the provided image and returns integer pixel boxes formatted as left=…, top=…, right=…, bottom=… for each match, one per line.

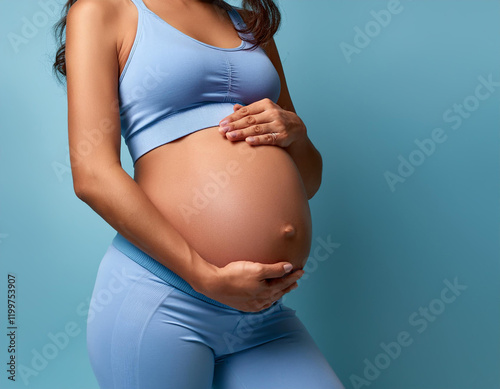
left=218, top=98, right=307, bottom=148
left=191, top=252, right=305, bottom=312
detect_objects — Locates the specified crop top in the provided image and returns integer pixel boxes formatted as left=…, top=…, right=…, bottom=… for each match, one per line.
left=119, top=0, right=282, bottom=165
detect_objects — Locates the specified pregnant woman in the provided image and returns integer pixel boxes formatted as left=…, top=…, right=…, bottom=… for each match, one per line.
left=53, top=0, right=344, bottom=387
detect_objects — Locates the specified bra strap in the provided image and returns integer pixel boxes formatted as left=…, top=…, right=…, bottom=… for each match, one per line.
left=228, top=6, right=246, bottom=28
left=227, top=5, right=253, bottom=41
left=129, top=0, right=147, bottom=11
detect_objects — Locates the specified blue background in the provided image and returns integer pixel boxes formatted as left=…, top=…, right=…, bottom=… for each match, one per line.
left=0, top=0, right=498, bottom=388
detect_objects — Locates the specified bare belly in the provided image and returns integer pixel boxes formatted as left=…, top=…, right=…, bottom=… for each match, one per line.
left=134, top=126, right=312, bottom=270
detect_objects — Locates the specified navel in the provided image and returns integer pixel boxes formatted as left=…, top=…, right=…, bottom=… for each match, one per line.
left=281, top=223, right=296, bottom=238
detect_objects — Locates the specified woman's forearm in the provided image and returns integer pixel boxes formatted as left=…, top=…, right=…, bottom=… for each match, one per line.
left=284, top=122, right=323, bottom=199
left=74, top=165, right=212, bottom=291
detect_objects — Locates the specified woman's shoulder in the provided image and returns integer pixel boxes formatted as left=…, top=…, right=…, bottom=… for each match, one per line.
left=67, top=0, right=127, bottom=26
left=66, top=0, right=134, bottom=52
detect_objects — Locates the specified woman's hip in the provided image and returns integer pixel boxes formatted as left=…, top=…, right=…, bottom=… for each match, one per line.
left=85, top=243, right=335, bottom=388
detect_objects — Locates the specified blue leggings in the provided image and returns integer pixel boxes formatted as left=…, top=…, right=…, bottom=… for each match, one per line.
left=86, top=243, right=345, bottom=389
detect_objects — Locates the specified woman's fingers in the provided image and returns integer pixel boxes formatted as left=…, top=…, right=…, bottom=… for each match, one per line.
left=257, top=261, right=296, bottom=280
left=270, top=281, right=298, bottom=302
left=207, top=260, right=304, bottom=312
left=257, top=270, right=304, bottom=306
left=265, top=269, right=304, bottom=290
left=256, top=281, right=300, bottom=311
left=246, top=270, right=302, bottom=311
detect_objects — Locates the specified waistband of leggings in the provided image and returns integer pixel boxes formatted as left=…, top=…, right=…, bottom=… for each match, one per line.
left=111, top=232, right=238, bottom=310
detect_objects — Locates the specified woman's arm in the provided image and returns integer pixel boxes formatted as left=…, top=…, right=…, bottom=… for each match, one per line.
left=263, top=38, right=323, bottom=199
left=66, top=0, right=207, bottom=289
left=65, top=0, right=303, bottom=312
left=236, top=7, right=323, bottom=198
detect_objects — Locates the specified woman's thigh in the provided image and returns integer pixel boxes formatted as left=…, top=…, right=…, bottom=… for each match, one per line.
left=86, top=244, right=214, bottom=389
left=212, top=305, right=345, bottom=389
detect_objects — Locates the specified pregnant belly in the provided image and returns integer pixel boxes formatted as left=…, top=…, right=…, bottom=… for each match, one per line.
left=134, top=126, right=312, bottom=270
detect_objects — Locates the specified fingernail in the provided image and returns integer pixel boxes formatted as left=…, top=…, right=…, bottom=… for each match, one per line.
left=283, top=264, right=293, bottom=272
left=247, top=137, right=255, bottom=142
left=220, top=125, right=231, bottom=133
left=219, top=120, right=229, bottom=126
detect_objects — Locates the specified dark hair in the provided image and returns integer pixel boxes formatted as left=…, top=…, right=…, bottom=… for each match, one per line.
left=51, top=0, right=281, bottom=83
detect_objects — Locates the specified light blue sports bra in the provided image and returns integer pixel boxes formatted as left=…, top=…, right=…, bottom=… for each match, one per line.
left=119, top=0, right=282, bottom=165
